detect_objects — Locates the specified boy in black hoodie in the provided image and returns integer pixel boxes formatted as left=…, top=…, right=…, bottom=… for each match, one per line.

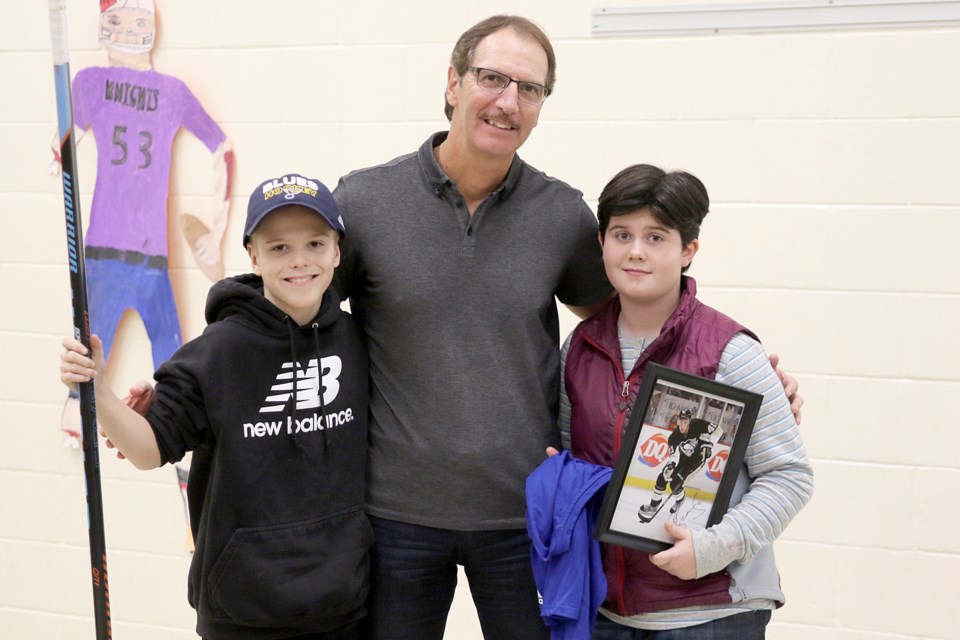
left=60, top=173, right=371, bottom=640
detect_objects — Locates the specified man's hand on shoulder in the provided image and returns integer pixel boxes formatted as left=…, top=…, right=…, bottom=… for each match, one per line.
left=769, top=353, right=803, bottom=425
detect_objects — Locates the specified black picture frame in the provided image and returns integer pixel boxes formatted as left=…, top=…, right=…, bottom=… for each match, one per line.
left=594, top=363, right=762, bottom=554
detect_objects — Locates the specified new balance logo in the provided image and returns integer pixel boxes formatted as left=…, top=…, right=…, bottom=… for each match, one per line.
left=243, top=356, right=355, bottom=439
left=243, top=409, right=355, bottom=439
left=259, top=356, right=341, bottom=413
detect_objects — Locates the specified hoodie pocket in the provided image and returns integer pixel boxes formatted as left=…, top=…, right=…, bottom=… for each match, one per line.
left=207, top=507, right=373, bottom=626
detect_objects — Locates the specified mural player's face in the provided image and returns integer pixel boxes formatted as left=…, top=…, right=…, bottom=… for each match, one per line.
left=100, top=7, right=156, bottom=54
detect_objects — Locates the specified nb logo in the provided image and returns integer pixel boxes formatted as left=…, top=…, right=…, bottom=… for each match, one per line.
left=259, top=357, right=341, bottom=413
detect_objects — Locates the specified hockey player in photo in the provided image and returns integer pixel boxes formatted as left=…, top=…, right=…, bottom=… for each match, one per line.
left=637, top=409, right=720, bottom=523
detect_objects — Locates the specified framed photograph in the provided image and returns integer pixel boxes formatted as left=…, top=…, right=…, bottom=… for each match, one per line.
left=594, top=363, right=762, bottom=554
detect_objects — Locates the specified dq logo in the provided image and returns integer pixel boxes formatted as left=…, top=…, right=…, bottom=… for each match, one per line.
left=705, top=449, right=729, bottom=482
left=637, top=432, right=670, bottom=467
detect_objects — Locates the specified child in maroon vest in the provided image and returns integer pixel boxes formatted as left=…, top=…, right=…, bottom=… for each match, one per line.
left=560, top=165, right=813, bottom=639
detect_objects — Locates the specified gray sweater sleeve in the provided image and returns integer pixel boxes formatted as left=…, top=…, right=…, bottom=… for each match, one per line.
left=692, top=333, right=814, bottom=577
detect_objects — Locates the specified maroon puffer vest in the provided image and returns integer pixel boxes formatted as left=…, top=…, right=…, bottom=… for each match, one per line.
left=565, top=276, right=757, bottom=615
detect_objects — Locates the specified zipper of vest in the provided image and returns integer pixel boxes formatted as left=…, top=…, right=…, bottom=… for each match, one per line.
left=613, top=377, right=630, bottom=614
left=617, top=380, right=630, bottom=410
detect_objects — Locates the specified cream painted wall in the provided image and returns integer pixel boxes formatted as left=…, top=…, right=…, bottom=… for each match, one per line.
left=2, top=1, right=959, bottom=638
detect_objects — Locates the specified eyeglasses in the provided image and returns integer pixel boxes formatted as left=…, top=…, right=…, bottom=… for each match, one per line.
left=467, top=67, right=551, bottom=105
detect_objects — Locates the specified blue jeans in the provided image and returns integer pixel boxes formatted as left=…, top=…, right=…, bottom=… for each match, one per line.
left=593, top=610, right=771, bottom=640
left=361, top=516, right=548, bottom=640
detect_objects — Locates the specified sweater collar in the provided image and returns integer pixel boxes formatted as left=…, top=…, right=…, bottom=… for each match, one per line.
left=580, top=276, right=700, bottom=366
left=418, top=131, right=524, bottom=201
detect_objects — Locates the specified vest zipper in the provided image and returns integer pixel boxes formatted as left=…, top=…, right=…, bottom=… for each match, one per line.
left=613, top=376, right=630, bottom=614
left=613, top=379, right=629, bottom=452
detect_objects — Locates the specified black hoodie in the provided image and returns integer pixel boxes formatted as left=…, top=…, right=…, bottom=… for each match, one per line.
left=146, top=273, right=370, bottom=639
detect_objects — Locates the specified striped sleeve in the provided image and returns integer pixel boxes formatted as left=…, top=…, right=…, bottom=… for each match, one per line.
left=691, top=333, right=814, bottom=577
left=558, top=332, right=574, bottom=451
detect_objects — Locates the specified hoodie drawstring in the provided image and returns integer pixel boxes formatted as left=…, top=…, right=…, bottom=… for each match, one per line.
left=285, top=318, right=309, bottom=454
left=312, top=322, right=329, bottom=452
left=284, top=317, right=330, bottom=455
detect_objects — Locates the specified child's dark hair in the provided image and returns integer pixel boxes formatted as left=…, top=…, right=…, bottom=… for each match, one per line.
left=597, top=164, right=709, bottom=272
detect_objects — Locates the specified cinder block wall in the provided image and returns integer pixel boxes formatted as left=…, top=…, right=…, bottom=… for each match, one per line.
left=2, top=2, right=958, bottom=638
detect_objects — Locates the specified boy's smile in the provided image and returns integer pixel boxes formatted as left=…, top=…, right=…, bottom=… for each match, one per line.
left=247, top=205, right=341, bottom=325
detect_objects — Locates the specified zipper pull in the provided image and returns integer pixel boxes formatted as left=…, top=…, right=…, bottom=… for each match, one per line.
left=618, top=380, right=630, bottom=411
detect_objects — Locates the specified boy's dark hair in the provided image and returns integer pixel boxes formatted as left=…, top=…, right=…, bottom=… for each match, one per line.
left=597, top=164, right=709, bottom=273
left=445, top=15, right=556, bottom=121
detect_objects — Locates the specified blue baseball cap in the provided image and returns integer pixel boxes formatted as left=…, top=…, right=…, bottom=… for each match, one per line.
left=243, top=173, right=344, bottom=246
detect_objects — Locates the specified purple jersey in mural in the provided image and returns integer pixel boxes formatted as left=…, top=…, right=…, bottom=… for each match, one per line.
left=73, top=66, right=226, bottom=256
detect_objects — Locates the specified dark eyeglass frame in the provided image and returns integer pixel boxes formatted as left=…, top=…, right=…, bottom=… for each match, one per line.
left=467, top=66, right=551, bottom=105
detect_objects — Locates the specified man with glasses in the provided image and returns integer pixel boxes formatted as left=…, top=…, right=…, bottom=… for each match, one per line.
left=332, top=15, right=611, bottom=639
left=333, top=14, right=804, bottom=640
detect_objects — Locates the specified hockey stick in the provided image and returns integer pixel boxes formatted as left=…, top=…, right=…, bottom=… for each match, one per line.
left=48, top=1, right=112, bottom=638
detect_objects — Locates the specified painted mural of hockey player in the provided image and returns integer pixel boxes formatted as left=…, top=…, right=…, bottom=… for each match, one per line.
left=52, top=0, right=234, bottom=447
left=50, top=0, right=233, bottom=546
left=637, top=409, right=721, bottom=523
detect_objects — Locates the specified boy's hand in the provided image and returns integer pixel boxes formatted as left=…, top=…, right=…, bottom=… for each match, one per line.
left=123, top=380, right=156, bottom=416
left=649, top=521, right=698, bottom=580
left=59, top=335, right=105, bottom=391
left=101, top=381, right=157, bottom=460
left=769, top=352, right=803, bottom=425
